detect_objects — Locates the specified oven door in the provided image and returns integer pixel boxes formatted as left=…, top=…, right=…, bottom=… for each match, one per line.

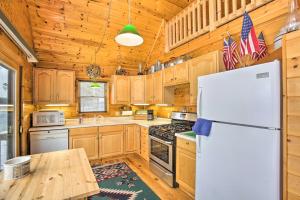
left=149, top=136, right=173, bottom=172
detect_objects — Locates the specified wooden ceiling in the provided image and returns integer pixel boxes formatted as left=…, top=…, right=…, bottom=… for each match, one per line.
left=26, top=0, right=192, bottom=72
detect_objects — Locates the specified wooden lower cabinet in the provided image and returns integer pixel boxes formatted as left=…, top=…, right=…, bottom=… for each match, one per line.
left=69, top=127, right=99, bottom=160
left=176, top=137, right=196, bottom=198
left=140, top=127, right=149, bottom=161
left=99, top=125, right=124, bottom=158
left=69, top=125, right=145, bottom=161
left=124, top=125, right=140, bottom=153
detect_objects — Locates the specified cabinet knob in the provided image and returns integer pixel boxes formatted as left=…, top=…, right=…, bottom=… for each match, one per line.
left=293, top=65, right=298, bottom=69
left=186, top=142, right=189, bottom=145
left=287, top=138, right=291, bottom=142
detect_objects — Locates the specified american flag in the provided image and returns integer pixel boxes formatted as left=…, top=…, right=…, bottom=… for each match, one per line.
left=253, top=32, right=268, bottom=61
left=223, top=36, right=239, bottom=70
left=240, top=12, right=260, bottom=58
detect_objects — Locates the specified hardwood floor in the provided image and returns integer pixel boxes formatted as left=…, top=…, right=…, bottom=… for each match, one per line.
left=90, top=154, right=194, bottom=200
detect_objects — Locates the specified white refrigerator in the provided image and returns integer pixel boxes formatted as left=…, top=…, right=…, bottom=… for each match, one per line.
left=195, top=60, right=281, bottom=200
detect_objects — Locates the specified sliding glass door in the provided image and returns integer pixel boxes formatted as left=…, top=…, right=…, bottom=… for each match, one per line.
left=0, top=63, right=16, bottom=169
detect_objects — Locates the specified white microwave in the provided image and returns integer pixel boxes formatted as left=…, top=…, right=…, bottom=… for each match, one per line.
left=32, top=110, right=65, bottom=127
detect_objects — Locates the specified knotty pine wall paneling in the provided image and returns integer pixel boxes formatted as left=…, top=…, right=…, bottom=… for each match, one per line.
left=0, top=1, right=34, bottom=156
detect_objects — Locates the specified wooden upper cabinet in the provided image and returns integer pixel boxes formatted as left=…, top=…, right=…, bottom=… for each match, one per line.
left=153, top=71, right=163, bottom=104
left=163, top=62, right=189, bottom=86
left=163, top=67, right=175, bottom=86
left=34, top=68, right=75, bottom=104
left=189, top=51, right=223, bottom=105
left=145, top=74, right=154, bottom=104
left=56, top=70, right=75, bottom=104
left=130, top=75, right=145, bottom=104
left=111, top=75, right=131, bottom=104
left=174, top=62, right=189, bottom=84
left=34, top=68, right=56, bottom=104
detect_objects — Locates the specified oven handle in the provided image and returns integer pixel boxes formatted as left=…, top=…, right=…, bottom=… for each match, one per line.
left=150, top=136, right=173, bottom=145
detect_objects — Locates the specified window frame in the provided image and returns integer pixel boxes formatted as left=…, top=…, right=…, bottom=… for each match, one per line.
left=78, top=80, right=108, bottom=113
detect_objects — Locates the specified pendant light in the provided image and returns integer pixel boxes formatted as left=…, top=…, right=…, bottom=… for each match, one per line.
left=115, top=0, right=143, bottom=46
left=87, top=0, right=113, bottom=88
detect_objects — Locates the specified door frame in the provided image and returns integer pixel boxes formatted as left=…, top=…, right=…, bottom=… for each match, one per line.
left=0, top=59, right=19, bottom=158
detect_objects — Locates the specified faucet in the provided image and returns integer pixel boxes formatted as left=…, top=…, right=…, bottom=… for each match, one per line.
left=94, top=114, right=104, bottom=122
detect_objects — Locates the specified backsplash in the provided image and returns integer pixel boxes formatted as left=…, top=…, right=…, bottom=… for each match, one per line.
left=34, top=104, right=196, bottom=119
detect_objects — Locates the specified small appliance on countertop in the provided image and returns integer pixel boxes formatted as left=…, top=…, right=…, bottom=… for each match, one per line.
left=133, top=110, right=155, bottom=121
left=32, top=110, right=65, bottom=127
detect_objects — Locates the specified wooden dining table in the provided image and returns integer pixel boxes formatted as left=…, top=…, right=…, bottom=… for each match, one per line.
left=0, top=148, right=100, bottom=200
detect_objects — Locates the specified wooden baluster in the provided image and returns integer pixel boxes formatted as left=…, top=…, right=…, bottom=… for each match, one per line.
left=198, top=0, right=202, bottom=34
left=181, top=16, right=184, bottom=41
left=178, top=14, right=181, bottom=42
left=203, top=0, right=207, bottom=30
left=165, top=22, right=170, bottom=52
left=175, top=16, right=178, bottom=44
left=184, top=10, right=187, bottom=41
left=232, top=0, right=237, bottom=16
left=188, top=6, right=191, bottom=39
left=241, top=0, right=246, bottom=10
left=217, top=0, right=221, bottom=23
left=193, top=2, right=197, bottom=36
left=172, top=19, right=175, bottom=47
left=225, top=0, right=229, bottom=19
left=209, top=0, right=217, bottom=31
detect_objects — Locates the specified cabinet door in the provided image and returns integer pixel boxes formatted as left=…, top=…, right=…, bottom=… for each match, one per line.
left=153, top=71, right=163, bottom=104
left=124, top=125, right=138, bottom=153
left=140, top=127, right=149, bottom=161
left=111, top=75, right=130, bottom=104
left=69, top=127, right=99, bottom=160
left=56, top=70, right=75, bottom=104
left=189, top=53, right=219, bottom=105
left=34, top=68, right=56, bottom=104
left=145, top=74, right=154, bottom=104
left=131, top=76, right=145, bottom=104
left=163, top=67, right=175, bottom=86
left=174, top=62, right=189, bottom=84
left=100, top=131, right=124, bottom=158
left=176, top=147, right=196, bottom=197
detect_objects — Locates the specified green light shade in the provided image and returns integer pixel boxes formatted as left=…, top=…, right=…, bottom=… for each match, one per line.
left=90, top=82, right=101, bottom=88
left=115, top=24, right=143, bottom=46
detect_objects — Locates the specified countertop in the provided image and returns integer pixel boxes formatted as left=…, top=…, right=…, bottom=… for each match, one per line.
left=0, top=148, right=100, bottom=200
left=29, top=117, right=171, bottom=132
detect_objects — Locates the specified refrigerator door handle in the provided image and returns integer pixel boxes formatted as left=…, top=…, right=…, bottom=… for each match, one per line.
left=196, top=136, right=201, bottom=154
left=197, top=87, right=203, bottom=118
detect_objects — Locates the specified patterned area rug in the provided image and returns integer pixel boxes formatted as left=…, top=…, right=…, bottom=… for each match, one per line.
left=88, top=162, right=160, bottom=200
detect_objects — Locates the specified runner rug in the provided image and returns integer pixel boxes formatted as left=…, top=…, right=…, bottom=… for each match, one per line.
left=88, top=162, right=160, bottom=200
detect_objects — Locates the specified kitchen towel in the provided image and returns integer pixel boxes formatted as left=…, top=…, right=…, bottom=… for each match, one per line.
left=192, top=118, right=212, bottom=136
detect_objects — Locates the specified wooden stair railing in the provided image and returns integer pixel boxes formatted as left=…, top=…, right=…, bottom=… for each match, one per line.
left=165, top=0, right=274, bottom=51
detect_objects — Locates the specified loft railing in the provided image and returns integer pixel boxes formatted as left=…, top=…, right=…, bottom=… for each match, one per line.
left=165, top=0, right=274, bottom=51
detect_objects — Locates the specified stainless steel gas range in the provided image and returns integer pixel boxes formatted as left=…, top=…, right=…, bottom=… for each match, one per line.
left=149, top=112, right=197, bottom=187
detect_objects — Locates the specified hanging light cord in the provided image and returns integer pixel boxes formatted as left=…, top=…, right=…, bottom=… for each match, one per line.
left=94, top=0, right=113, bottom=64
left=128, top=0, right=131, bottom=24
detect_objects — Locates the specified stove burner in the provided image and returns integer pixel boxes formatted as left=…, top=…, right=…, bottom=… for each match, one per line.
left=149, top=119, right=194, bottom=142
